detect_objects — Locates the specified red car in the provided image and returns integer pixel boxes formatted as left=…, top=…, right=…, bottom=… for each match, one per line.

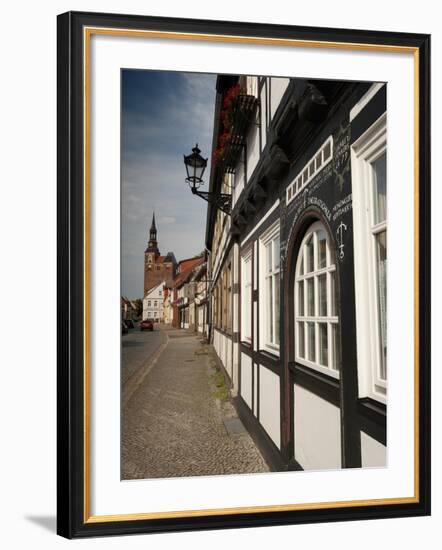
left=140, top=319, right=154, bottom=331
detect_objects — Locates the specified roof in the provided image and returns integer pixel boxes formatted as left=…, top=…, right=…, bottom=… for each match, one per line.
left=173, top=267, right=195, bottom=288
left=174, top=256, right=205, bottom=288
left=164, top=251, right=177, bottom=264
left=150, top=211, right=156, bottom=231
left=144, top=280, right=166, bottom=298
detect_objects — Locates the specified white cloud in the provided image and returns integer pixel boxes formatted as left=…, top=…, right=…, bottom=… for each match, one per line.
left=121, top=71, right=216, bottom=297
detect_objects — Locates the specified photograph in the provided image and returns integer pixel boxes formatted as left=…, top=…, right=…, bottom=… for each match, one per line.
left=120, top=70, right=387, bottom=479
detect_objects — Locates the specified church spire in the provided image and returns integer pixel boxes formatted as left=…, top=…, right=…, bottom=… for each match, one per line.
left=146, top=211, right=159, bottom=254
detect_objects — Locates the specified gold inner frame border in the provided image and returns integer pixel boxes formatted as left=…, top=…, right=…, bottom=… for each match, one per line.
left=82, top=26, right=421, bottom=524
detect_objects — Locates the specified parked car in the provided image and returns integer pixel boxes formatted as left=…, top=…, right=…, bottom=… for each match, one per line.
left=140, top=319, right=154, bottom=331
left=122, top=322, right=128, bottom=335
left=124, top=319, right=135, bottom=329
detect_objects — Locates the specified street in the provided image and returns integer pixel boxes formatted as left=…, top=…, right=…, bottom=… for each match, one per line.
left=121, top=328, right=269, bottom=479
left=121, top=324, right=166, bottom=384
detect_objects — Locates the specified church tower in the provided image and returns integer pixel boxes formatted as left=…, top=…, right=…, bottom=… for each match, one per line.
left=144, top=212, right=176, bottom=297
left=146, top=212, right=159, bottom=259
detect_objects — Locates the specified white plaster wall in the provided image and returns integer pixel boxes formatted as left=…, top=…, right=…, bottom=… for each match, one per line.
left=246, top=124, right=260, bottom=181
left=214, top=329, right=220, bottom=356
left=226, top=336, right=232, bottom=379
left=213, top=330, right=233, bottom=381
left=259, top=365, right=281, bottom=448
left=361, top=431, right=387, bottom=468
left=253, top=301, right=258, bottom=351
left=232, top=342, right=239, bottom=395
left=294, top=384, right=342, bottom=470
left=220, top=332, right=225, bottom=365
left=233, top=161, right=244, bottom=207
left=270, top=77, right=290, bottom=118
left=253, top=363, right=258, bottom=417
left=240, top=353, right=253, bottom=409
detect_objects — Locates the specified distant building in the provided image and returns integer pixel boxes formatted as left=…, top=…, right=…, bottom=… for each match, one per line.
left=172, top=255, right=205, bottom=329
left=142, top=281, right=165, bottom=322
left=189, top=260, right=209, bottom=335
left=121, top=297, right=133, bottom=321
left=144, top=212, right=176, bottom=296
left=162, top=286, right=174, bottom=324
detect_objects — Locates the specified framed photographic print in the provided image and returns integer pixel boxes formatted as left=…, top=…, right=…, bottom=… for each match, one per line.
left=57, top=10, right=431, bottom=538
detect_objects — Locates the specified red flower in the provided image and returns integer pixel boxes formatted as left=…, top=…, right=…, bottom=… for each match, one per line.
left=213, top=83, right=245, bottom=166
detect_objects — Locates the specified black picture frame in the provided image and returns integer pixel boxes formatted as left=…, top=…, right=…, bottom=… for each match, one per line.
left=57, top=10, right=431, bottom=539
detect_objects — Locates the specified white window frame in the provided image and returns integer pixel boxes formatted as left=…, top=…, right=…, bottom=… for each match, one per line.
left=241, top=248, right=253, bottom=343
left=351, top=112, right=387, bottom=403
left=294, top=221, right=340, bottom=379
left=259, top=220, right=280, bottom=355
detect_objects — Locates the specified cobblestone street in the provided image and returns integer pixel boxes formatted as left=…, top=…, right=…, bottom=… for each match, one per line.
left=121, top=328, right=269, bottom=479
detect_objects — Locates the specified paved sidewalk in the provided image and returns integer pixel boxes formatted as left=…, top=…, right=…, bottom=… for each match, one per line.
left=121, top=329, right=269, bottom=479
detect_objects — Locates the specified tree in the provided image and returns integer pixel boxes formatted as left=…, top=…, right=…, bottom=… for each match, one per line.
left=133, top=298, right=143, bottom=318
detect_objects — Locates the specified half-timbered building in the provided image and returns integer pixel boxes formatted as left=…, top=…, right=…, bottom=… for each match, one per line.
left=205, top=75, right=387, bottom=471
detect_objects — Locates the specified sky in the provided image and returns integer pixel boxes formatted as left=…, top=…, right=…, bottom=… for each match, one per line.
left=121, top=70, right=217, bottom=298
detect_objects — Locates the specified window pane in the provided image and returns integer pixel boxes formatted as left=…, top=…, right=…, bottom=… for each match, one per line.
left=319, top=323, right=328, bottom=366
left=331, top=324, right=339, bottom=371
left=317, top=229, right=327, bottom=269
left=372, top=153, right=387, bottom=224
left=318, top=274, right=327, bottom=316
left=274, top=273, right=280, bottom=345
left=323, top=141, right=331, bottom=161
left=308, top=322, right=315, bottom=362
left=330, top=271, right=337, bottom=316
left=316, top=153, right=322, bottom=169
left=376, top=230, right=387, bottom=380
left=299, top=251, right=304, bottom=275
left=267, top=276, right=273, bottom=343
left=307, top=278, right=314, bottom=316
left=298, top=322, right=305, bottom=358
left=298, top=281, right=304, bottom=316
left=306, top=237, right=314, bottom=272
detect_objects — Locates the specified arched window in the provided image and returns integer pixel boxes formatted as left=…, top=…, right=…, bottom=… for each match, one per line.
left=295, top=221, right=340, bottom=378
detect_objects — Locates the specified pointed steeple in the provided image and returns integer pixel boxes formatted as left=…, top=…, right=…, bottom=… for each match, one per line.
left=145, top=211, right=159, bottom=255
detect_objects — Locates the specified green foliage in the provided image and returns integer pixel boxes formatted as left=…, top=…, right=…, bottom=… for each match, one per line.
left=211, top=370, right=229, bottom=402
left=133, top=298, right=143, bottom=317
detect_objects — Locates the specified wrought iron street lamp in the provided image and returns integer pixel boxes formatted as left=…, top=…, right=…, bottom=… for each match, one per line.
left=183, top=143, right=231, bottom=215
left=184, top=144, right=207, bottom=190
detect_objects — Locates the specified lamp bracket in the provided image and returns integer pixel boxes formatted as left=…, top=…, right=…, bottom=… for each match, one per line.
left=191, top=188, right=232, bottom=215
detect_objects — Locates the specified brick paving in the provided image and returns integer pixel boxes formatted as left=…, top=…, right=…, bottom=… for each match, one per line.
left=121, top=329, right=269, bottom=479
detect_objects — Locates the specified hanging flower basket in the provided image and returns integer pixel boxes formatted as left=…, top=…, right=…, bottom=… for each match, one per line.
left=213, top=83, right=259, bottom=169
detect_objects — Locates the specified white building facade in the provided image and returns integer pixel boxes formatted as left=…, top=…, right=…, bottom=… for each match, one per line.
left=206, top=75, right=387, bottom=471
left=142, top=281, right=165, bottom=322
